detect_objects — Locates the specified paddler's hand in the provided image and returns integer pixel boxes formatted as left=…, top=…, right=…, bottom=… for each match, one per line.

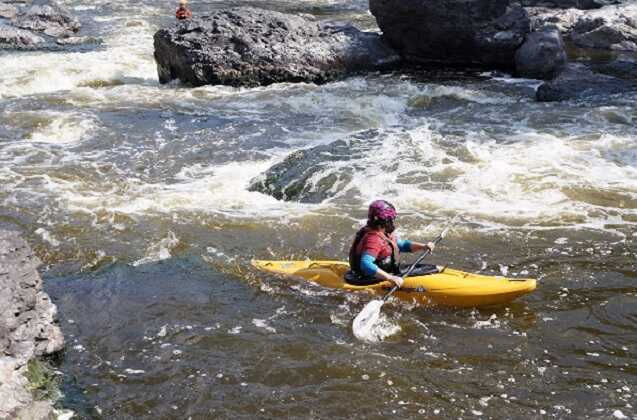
left=427, top=242, right=436, bottom=253
left=388, top=275, right=404, bottom=289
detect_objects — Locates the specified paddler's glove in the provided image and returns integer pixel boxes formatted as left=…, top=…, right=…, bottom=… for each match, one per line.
left=388, top=275, right=404, bottom=289
left=427, top=242, right=436, bottom=252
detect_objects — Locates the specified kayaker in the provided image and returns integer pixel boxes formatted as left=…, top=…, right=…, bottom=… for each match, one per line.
left=176, top=0, right=192, bottom=20
left=347, top=200, right=436, bottom=288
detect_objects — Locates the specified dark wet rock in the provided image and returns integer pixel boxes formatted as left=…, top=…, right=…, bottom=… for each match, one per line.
left=536, top=62, right=637, bottom=100
left=515, top=27, right=567, bottom=79
left=570, top=3, right=637, bottom=51
left=0, top=229, right=64, bottom=419
left=0, top=0, right=81, bottom=50
left=153, top=7, right=399, bottom=87
left=520, top=0, right=621, bottom=10
left=249, top=131, right=384, bottom=203
left=249, top=143, right=353, bottom=203
left=369, top=0, right=530, bottom=69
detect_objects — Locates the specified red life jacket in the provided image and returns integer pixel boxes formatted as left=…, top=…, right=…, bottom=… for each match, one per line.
left=176, top=7, right=192, bottom=20
left=348, top=226, right=400, bottom=276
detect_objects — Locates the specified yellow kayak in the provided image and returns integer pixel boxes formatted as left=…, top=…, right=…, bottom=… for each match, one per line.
left=251, top=260, right=537, bottom=308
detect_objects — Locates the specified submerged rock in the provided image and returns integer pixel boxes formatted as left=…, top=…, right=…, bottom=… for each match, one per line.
left=0, top=229, right=64, bottom=419
left=590, top=57, right=637, bottom=79
left=536, top=62, right=637, bottom=100
left=249, top=142, right=357, bottom=203
left=515, top=27, right=567, bottom=79
left=369, top=0, right=530, bottom=69
left=153, top=7, right=399, bottom=87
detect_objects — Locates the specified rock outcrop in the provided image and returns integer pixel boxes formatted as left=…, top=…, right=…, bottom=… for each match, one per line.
left=0, top=229, right=64, bottom=420
left=528, top=3, right=637, bottom=51
left=515, top=27, right=567, bottom=79
left=249, top=130, right=386, bottom=203
left=0, top=0, right=83, bottom=50
left=249, top=141, right=357, bottom=203
left=527, top=7, right=584, bottom=32
left=153, top=7, right=399, bottom=87
left=536, top=62, right=637, bottom=100
left=369, top=0, right=531, bottom=69
left=520, top=0, right=621, bottom=10
left=571, top=3, right=637, bottom=51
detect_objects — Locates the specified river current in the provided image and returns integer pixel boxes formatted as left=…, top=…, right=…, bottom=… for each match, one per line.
left=1, top=0, right=636, bottom=418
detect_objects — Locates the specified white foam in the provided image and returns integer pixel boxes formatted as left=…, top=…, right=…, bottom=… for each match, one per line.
left=252, top=319, right=277, bottom=333
left=25, top=112, right=97, bottom=145
left=35, top=228, right=61, bottom=247
left=613, top=410, right=627, bottom=419
left=131, top=232, right=179, bottom=266
left=352, top=300, right=401, bottom=342
left=337, top=126, right=637, bottom=231
left=58, top=160, right=314, bottom=219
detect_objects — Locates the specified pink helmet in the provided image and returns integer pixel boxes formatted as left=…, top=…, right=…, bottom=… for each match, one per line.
left=368, top=200, right=397, bottom=222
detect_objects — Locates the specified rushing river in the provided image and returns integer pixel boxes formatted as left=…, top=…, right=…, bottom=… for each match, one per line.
left=1, top=0, right=636, bottom=418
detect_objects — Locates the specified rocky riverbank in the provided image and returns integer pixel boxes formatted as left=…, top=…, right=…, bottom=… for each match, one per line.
left=0, top=229, right=65, bottom=419
left=0, top=0, right=99, bottom=50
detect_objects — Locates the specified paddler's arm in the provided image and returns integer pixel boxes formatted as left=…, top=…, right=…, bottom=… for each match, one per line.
left=398, top=239, right=435, bottom=253
left=361, top=253, right=404, bottom=288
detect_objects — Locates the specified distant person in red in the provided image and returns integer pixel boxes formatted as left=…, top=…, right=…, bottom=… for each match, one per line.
left=176, top=0, right=192, bottom=20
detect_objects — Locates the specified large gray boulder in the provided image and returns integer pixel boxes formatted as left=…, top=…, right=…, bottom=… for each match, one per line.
left=153, top=7, right=399, bottom=87
left=515, top=27, right=567, bottom=79
left=571, top=3, right=637, bottom=51
left=536, top=62, right=637, bottom=100
left=0, top=229, right=64, bottom=419
left=369, top=0, right=531, bottom=69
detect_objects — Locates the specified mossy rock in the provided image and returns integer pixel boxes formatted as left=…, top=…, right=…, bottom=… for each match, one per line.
left=24, top=358, right=60, bottom=401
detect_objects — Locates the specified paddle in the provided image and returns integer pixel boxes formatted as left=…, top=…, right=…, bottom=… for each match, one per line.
left=352, top=218, right=457, bottom=341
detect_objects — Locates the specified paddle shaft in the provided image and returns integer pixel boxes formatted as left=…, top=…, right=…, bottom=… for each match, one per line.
left=381, top=228, right=449, bottom=302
